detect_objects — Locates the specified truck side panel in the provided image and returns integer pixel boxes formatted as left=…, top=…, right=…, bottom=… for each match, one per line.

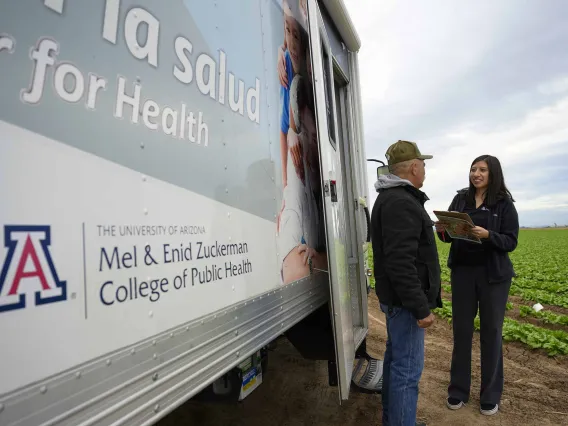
left=0, top=0, right=333, bottom=423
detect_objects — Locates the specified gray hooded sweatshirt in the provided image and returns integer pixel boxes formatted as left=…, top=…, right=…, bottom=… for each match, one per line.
left=374, top=173, right=414, bottom=192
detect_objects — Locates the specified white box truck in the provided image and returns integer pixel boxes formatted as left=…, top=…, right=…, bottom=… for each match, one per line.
left=0, top=1, right=380, bottom=425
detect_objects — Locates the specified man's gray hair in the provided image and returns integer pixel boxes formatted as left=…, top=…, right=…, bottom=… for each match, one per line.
left=389, top=159, right=416, bottom=176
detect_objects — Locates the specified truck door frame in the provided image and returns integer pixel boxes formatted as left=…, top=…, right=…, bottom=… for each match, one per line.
left=332, top=61, right=368, bottom=350
left=307, top=0, right=368, bottom=401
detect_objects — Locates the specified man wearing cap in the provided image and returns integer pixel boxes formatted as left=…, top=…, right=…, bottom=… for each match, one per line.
left=371, top=140, right=442, bottom=426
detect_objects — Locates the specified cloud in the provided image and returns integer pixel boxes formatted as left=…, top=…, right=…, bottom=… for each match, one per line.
left=538, top=76, right=568, bottom=96
left=344, top=0, right=568, bottom=226
left=423, top=94, right=568, bottom=220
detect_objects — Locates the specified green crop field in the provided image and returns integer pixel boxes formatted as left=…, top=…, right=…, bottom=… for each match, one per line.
left=437, top=228, right=568, bottom=355
left=366, top=229, right=568, bottom=356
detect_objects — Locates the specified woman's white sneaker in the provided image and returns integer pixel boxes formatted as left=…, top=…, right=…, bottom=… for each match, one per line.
left=480, top=403, right=499, bottom=416
left=446, top=397, right=465, bottom=410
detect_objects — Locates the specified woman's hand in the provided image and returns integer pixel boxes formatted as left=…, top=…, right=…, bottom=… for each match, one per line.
left=276, top=199, right=285, bottom=233
left=297, top=243, right=316, bottom=266
left=277, top=45, right=287, bottom=88
left=471, top=226, right=489, bottom=239
left=434, top=221, right=446, bottom=233
left=291, top=143, right=304, bottom=183
left=287, top=128, right=305, bottom=184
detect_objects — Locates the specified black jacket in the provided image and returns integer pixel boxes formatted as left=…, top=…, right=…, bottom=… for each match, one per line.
left=371, top=182, right=442, bottom=320
left=437, top=188, right=519, bottom=283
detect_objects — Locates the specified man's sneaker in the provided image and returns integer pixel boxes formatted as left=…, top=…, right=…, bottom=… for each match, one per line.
left=480, top=403, right=499, bottom=416
left=446, top=397, right=465, bottom=410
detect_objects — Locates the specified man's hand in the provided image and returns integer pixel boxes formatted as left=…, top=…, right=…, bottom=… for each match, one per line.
left=417, top=313, right=435, bottom=329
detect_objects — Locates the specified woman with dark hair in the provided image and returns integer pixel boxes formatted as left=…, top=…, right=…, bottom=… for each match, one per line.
left=436, top=155, right=519, bottom=417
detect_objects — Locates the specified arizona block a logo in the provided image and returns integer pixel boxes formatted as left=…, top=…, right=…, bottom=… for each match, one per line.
left=0, top=226, right=67, bottom=313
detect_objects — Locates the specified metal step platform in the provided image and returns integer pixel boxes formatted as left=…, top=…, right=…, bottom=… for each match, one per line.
left=351, top=353, right=383, bottom=394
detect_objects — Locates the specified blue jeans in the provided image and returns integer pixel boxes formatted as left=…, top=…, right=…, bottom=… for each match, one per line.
left=380, top=303, right=425, bottom=426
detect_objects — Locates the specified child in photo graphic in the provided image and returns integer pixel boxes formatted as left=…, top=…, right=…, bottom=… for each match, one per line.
left=278, top=0, right=305, bottom=189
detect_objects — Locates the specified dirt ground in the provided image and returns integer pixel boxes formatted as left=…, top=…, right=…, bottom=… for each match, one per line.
left=158, top=294, right=568, bottom=425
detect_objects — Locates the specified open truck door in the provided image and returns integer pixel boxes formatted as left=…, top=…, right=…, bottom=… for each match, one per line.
left=306, top=0, right=375, bottom=401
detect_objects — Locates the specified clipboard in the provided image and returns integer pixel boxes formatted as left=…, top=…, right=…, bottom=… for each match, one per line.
left=433, top=210, right=482, bottom=244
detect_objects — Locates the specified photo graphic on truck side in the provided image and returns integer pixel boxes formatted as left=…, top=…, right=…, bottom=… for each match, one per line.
left=276, top=0, right=329, bottom=286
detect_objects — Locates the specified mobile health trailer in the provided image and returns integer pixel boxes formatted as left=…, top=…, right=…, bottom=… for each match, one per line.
left=0, top=0, right=378, bottom=424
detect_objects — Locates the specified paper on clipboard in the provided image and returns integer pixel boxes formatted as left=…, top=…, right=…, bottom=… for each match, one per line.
left=433, top=210, right=482, bottom=244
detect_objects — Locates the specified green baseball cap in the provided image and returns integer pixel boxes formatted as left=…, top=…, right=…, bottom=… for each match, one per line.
left=385, top=140, right=433, bottom=165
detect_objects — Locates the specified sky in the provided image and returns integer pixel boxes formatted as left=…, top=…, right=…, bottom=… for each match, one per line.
left=343, top=0, right=568, bottom=227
